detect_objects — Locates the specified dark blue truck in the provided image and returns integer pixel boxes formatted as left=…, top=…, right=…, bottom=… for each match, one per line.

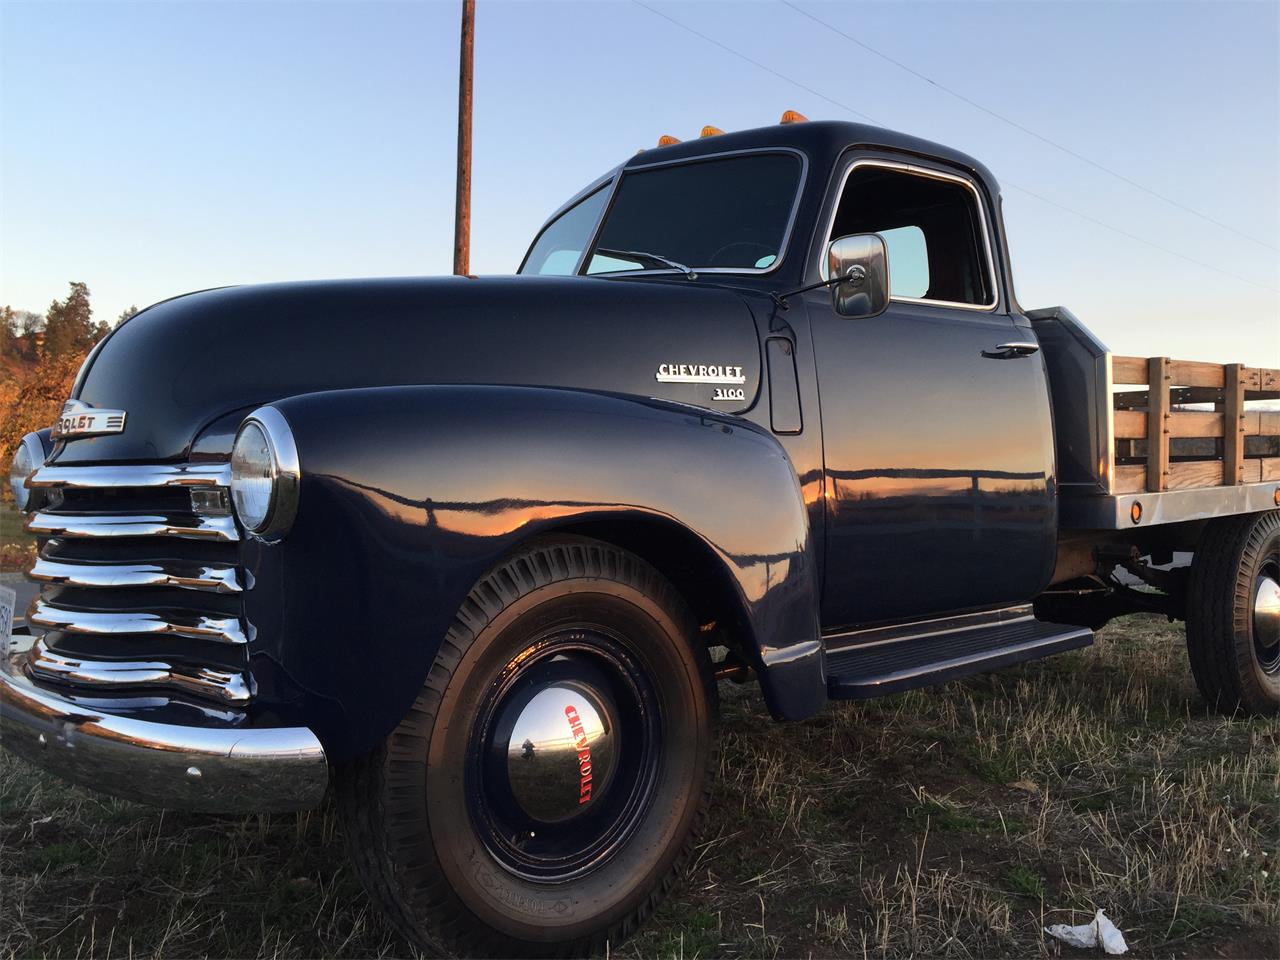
left=4, top=117, right=1278, bottom=956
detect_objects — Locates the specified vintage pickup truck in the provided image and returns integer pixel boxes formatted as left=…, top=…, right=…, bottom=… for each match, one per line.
left=4, top=116, right=1278, bottom=956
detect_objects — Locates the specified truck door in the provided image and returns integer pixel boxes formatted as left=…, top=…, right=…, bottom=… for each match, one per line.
left=806, top=157, right=1057, bottom=628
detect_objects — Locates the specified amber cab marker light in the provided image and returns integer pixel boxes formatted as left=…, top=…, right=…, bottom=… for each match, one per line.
left=780, top=110, right=808, bottom=124
left=700, top=125, right=724, bottom=138
left=657, top=134, right=681, bottom=147
left=1130, top=501, right=1143, bottom=525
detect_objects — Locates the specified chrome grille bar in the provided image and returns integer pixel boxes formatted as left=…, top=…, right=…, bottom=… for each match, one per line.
left=26, top=512, right=239, bottom=542
left=21, top=458, right=251, bottom=708
left=30, top=558, right=242, bottom=594
left=27, top=463, right=232, bottom=490
left=29, top=599, right=248, bottom=645
left=27, top=639, right=252, bottom=704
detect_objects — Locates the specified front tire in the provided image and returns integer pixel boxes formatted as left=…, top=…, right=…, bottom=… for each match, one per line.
left=336, top=537, right=716, bottom=957
left=1186, top=510, right=1280, bottom=715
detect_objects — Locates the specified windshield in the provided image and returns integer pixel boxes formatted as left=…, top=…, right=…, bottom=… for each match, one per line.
left=587, top=153, right=801, bottom=274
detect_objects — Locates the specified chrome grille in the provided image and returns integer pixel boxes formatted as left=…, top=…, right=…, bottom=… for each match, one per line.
left=21, top=462, right=252, bottom=706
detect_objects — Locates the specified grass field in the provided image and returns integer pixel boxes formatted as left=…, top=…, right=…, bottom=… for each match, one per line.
left=2, top=616, right=1277, bottom=959
left=0, top=502, right=24, bottom=540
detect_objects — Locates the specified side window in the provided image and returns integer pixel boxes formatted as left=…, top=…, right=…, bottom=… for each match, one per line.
left=520, top=186, right=609, bottom=276
left=828, top=165, right=994, bottom=307
left=877, top=225, right=928, bottom=299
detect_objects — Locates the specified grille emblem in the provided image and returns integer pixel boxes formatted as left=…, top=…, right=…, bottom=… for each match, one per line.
left=52, top=400, right=127, bottom=439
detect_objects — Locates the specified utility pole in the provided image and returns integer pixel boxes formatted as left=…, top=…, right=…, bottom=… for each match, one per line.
left=453, top=0, right=475, bottom=276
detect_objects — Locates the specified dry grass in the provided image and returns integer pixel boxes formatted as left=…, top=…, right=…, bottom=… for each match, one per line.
left=2, top=616, right=1277, bottom=959
left=625, top=618, right=1279, bottom=960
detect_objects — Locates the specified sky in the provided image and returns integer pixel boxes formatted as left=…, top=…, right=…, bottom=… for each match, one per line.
left=1, top=0, right=1277, bottom=365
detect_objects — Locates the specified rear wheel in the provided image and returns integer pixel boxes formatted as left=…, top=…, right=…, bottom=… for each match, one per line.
left=1186, top=511, right=1280, bottom=715
left=336, top=537, right=716, bottom=957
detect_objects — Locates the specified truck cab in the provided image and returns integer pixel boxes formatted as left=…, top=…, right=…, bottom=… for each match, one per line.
left=522, top=122, right=1061, bottom=628
left=4, top=116, right=1277, bottom=958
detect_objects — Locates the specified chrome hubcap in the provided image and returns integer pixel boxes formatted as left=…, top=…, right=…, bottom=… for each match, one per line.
left=505, top=682, right=618, bottom=823
left=469, top=629, right=661, bottom=881
left=1253, top=573, right=1280, bottom=672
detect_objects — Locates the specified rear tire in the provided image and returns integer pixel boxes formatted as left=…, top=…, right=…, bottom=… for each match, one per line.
left=1186, top=511, right=1280, bottom=715
left=336, top=536, right=716, bottom=957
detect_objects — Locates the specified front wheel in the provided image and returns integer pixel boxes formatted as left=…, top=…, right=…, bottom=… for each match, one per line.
left=336, top=537, right=716, bottom=957
left=1186, top=510, right=1280, bottom=715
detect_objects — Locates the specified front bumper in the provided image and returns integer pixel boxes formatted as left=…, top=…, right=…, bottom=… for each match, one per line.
left=1, top=629, right=328, bottom=813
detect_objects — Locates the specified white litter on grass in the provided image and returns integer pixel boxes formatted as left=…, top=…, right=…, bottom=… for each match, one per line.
left=1045, top=909, right=1128, bottom=954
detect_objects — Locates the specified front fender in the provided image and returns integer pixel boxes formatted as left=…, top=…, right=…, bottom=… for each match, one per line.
left=244, top=385, right=822, bottom=760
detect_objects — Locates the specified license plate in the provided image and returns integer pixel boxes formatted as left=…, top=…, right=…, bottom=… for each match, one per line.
left=0, top=584, right=15, bottom=655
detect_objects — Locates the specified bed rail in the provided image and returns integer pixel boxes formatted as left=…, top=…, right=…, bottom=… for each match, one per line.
left=1109, top=357, right=1279, bottom=494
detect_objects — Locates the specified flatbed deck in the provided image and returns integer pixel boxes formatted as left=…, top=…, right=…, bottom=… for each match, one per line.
left=1061, top=353, right=1280, bottom=529
left=1030, top=306, right=1278, bottom=531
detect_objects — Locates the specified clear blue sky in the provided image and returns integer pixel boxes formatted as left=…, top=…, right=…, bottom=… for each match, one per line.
left=2, top=0, right=1276, bottom=365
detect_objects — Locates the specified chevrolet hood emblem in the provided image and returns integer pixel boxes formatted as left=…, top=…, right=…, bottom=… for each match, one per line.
left=53, top=399, right=128, bottom=439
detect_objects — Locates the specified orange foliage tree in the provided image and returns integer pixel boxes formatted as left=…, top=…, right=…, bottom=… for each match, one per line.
left=2, top=282, right=115, bottom=500
left=0, top=351, right=87, bottom=501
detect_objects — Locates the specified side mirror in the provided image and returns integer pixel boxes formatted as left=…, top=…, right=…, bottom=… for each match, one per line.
left=827, top=234, right=889, bottom=318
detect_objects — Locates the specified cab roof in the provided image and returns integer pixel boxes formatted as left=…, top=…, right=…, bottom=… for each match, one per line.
left=547, top=119, right=1001, bottom=229
left=624, top=120, right=1000, bottom=196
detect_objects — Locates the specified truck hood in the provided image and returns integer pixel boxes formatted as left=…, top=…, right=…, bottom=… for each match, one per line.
left=54, top=275, right=764, bottom=464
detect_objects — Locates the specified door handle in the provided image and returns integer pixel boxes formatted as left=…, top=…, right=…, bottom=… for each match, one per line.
left=982, top=341, right=1040, bottom=359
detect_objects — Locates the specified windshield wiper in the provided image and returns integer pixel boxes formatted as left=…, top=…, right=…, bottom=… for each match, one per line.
left=595, top=247, right=698, bottom=280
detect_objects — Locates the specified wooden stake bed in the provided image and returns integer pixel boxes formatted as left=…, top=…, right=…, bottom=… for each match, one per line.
left=1109, top=356, right=1280, bottom=494
left=1029, top=293, right=1280, bottom=529
left=1054, top=350, right=1280, bottom=535
left=1026, top=309, right=1280, bottom=528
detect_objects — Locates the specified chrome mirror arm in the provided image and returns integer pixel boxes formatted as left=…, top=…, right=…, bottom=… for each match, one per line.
left=768, top=269, right=857, bottom=311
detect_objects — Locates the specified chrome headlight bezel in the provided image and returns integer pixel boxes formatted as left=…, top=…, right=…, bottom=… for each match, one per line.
left=9, top=432, right=46, bottom=512
left=230, top=407, right=300, bottom=541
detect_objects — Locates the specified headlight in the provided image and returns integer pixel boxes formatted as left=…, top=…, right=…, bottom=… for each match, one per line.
left=8, top=433, right=45, bottom=512
left=230, top=407, right=299, bottom=540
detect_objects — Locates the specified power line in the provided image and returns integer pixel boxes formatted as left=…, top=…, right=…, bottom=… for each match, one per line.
left=1002, top=180, right=1277, bottom=293
left=631, top=0, right=878, bottom=124
left=781, top=0, right=1277, bottom=252
left=630, top=0, right=1278, bottom=294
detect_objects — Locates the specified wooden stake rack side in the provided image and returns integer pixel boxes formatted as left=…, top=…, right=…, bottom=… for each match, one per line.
left=1110, top=356, right=1280, bottom=495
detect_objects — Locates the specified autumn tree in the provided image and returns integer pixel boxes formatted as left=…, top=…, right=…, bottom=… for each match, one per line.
left=43, top=281, right=98, bottom=358
left=1, top=284, right=119, bottom=500
left=8, top=311, right=44, bottom=360
left=0, top=307, right=14, bottom=358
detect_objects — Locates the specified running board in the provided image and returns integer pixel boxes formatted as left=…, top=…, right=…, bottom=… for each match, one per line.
left=823, top=605, right=1093, bottom=699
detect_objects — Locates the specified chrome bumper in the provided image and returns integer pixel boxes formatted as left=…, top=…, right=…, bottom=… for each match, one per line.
left=0, top=630, right=328, bottom=813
